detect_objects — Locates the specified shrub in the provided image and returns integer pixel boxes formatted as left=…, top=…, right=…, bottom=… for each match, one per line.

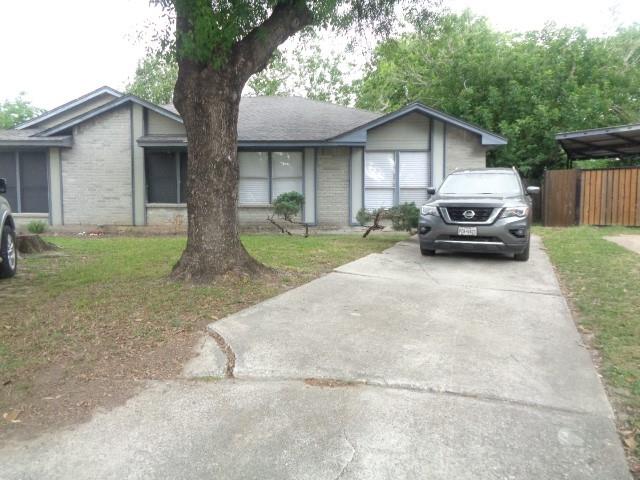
left=272, top=191, right=305, bottom=221
left=388, top=202, right=419, bottom=232
left=27, top=220, right=47, bottom=234
left=356, top=208, right=373, bottom=226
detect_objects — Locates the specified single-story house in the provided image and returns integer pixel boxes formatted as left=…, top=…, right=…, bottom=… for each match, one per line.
left=0, top=86, right=506, bottom=229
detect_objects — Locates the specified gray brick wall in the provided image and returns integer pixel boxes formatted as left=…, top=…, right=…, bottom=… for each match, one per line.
left=446, top=125, right=488, bottom=173
left=146, top=206, right=277, bottom=227
left=316, top=147, right=349, bottom=227
left=61, top=106, right=133, bottom=225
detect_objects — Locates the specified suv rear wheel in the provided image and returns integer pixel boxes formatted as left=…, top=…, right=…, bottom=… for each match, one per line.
left=514, top=241, right=530, bottom=262
left=0, top=225, right=17, bottom=278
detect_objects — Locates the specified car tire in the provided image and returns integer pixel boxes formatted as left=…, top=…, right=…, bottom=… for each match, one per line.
left=514, top=242, right=530, bottom=262
left=0, top=225, right=17, bottom=278
left=421, top=248, right=436, bottom=256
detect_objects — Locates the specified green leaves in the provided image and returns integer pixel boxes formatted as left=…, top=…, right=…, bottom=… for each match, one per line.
left=0, top=94, right=43, bottom=129
left=356, top=12, right=640, bottom=179
left=126, top=53, right=178, bottom=104
left=272, top=191, right=305, bottom=221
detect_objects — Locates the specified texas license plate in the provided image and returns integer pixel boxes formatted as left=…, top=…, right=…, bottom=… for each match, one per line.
left=458, top=226, right=478, bottom=236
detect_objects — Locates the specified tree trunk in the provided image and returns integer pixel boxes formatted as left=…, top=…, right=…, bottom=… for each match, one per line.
left=170, top=70, right=266, bottom=282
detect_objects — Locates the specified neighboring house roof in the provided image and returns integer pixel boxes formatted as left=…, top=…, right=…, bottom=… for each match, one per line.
left=0, top=128, right=72, bottom=147
left=15, top=86, right=123, bottom=130
left=556, top=123, right=640, bottom=159
left=3, top=86, right=507, bottom=148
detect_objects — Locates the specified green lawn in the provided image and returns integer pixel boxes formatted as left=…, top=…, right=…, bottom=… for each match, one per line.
left=537, top=226, right=640, bottom=461
left=0, top=233, right=406, bottom=433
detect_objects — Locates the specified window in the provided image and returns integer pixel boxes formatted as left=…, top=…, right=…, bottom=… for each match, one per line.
left=239, top=151, right=269, bottom=204
left=399, top=152, right=430, bottom=206
left=239, top=151, right=303, bottom=205
left=145, top=150, right=187, bottom=203
left=0, top=151, right=48, bottom=213
left=364, top=152, right=395, bottom=210
left=271, top=151, right=303, bottom=201
left=364, top=151, right=431, bottom=210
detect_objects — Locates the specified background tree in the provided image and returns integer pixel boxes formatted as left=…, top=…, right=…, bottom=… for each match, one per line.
left=356, top=12, right=640, bottom=178
left=0, top=94, right=44, bottom=129
left=152, top=0, right=429, bottom=282
left=247, top=34, right=356, bottom=105
left=126, top=53, right=178, bottom=104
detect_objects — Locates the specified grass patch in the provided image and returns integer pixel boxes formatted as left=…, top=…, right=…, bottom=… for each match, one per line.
left=537, top=226, right=640, bottom=464
left=0, top=233, right=406, bottom=436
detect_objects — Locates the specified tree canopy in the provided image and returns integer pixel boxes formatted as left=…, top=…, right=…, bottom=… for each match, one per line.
left=356, top=12, right=640, bottom=178
left=0, top=94, right=43, bottom=129
left=126, top=54, right=178, bottom=104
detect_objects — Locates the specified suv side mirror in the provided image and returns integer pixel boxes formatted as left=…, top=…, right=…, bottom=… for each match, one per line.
left=427, top=187, right=437, bottom=195
left=526, top=186, right=540, bottom=195
left=0, top=178, right=6, bottom=194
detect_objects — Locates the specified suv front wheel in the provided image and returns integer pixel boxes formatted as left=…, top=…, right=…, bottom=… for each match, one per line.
left=514, top=241, right=530, bottom=262
left=0, top=225, right=17, bottom=278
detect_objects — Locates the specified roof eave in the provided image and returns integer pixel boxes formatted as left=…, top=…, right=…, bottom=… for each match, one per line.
left=137, top=136, right=366, bottom=148
left=330, top=102, right=507, bottom=146
left=0, top=136, right=73, bottom=148
left=36, top=95, right=183, bottom=137
left=15, top=86, right=123, bottom=130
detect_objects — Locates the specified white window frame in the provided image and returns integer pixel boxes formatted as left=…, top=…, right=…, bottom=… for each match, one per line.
left=238, top=150, right=304, bottom=206
left=364, top=149, right=432, bottom=211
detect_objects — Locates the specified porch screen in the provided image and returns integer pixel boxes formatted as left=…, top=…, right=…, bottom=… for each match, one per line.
left=364, top=152, right=395, bottom=210
left=399, top=151, right=430, bottom=206
left=239, top=151, right=269, bottom=204
left=271, top=151, right=303, bottom=201
left=0, top=152, right=18, bottom=210
left=0, top=151, right=48, bottom=213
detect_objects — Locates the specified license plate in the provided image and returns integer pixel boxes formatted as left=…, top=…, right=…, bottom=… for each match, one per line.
left=457, top=226, right=477, bottom=236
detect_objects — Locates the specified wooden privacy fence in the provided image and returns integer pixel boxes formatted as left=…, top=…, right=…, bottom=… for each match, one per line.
left=543, top=167, right=640, bottom=227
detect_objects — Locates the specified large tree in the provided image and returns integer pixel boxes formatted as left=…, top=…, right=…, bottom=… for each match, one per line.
left=155, top=0, right=424, bottom=282
left=357, top=12, right=640, bottom=178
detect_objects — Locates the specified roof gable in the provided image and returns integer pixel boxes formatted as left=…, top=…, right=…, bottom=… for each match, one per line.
left=35, top=94, right=183, bottom=137
left=15, top=86, right=123, bottom=130
left=331, top=103, right=507, bottom=146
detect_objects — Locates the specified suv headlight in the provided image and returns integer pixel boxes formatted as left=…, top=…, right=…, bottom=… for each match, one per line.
left=420, top=205, right=439, bottom=216
left=500, top=206, right=529, bottom=218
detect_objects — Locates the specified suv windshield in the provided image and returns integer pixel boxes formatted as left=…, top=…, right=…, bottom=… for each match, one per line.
left=439, top=172, right=521, bottom=195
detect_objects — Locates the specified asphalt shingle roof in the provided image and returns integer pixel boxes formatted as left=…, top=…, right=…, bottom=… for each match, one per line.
left=0, top=128, right=72, bottom=146
left=164, top=96, right=382, bottom=141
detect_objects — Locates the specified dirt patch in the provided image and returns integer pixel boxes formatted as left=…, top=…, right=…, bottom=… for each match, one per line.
left=605, top=235, right=640, bottom=255
left=1, top=330, right=201, bottom=443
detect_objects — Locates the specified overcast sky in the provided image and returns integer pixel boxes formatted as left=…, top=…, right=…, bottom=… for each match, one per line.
left=1, top=0, right=638, bottom=110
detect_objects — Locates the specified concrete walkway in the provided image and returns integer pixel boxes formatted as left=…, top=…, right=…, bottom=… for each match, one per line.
left=1, top=237, right=630, bottom=479
left=606, top=234, right=640, bottom=255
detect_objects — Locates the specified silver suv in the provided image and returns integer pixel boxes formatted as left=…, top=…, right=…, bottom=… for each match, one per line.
left=0, top=178, right=17, bottom=278
left=418, top=168, right=539, bottom=261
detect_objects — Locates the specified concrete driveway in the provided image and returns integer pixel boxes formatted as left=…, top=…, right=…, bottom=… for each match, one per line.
left=1, top=236, right=630, bottom=479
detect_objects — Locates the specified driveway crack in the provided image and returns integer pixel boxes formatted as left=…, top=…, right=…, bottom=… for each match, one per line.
left=207, top=329, right=236, bottom=378
left=335, top=430, right=356, bottom=479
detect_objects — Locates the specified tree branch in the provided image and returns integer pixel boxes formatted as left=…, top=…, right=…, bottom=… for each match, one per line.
left=232, top=2, right=314, bottom=81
